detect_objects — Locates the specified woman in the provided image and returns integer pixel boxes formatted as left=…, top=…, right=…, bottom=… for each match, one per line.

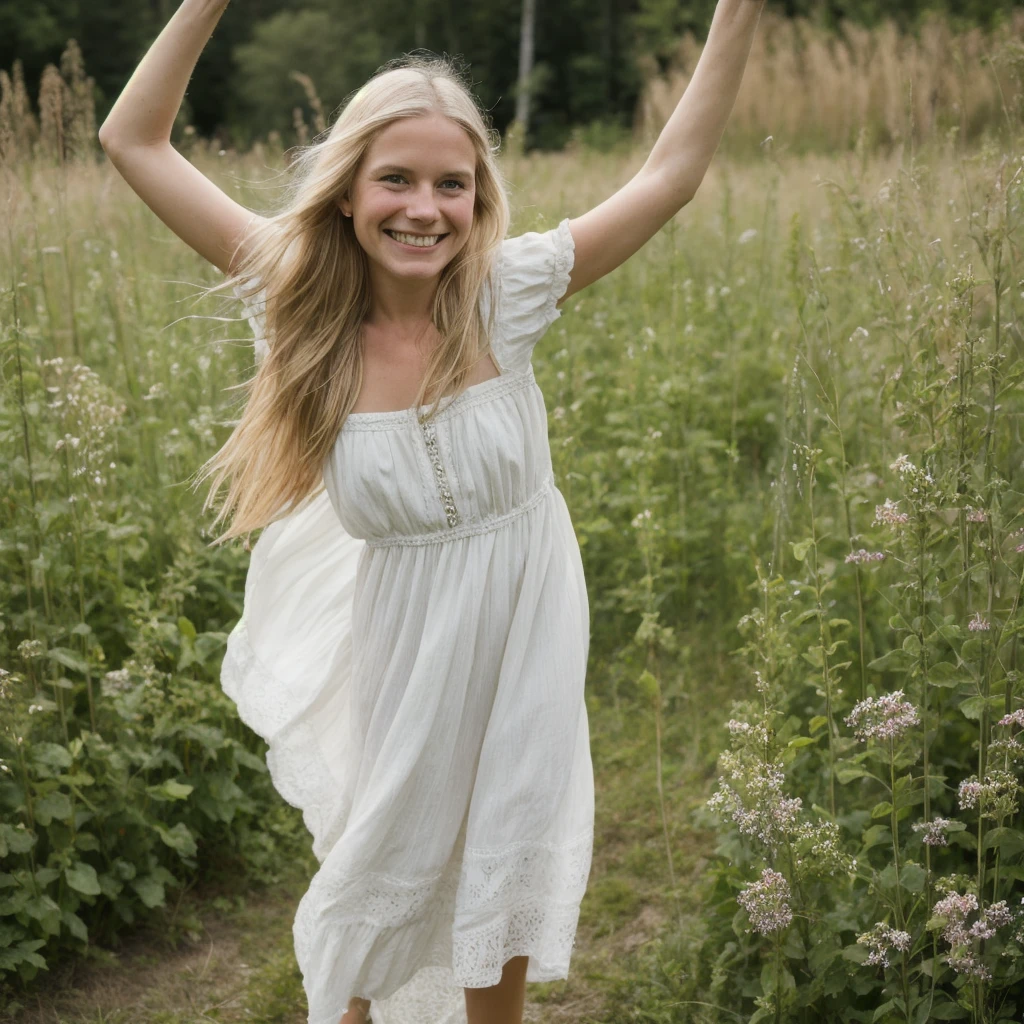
left=98, top=2, right=765, bottom=1022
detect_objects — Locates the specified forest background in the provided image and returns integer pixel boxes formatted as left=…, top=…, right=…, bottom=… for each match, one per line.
left=1, top=0, right=1021, bottom=151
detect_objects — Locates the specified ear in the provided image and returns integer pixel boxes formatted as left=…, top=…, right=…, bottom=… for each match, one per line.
left=338, top=194, right=352, bottom=218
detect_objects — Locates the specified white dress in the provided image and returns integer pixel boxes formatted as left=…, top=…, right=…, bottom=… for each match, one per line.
left=219, top=219, right=594, bottom=1024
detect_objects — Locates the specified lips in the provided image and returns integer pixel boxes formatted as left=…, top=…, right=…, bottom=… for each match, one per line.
left=383, top=229, right=449, bottom=249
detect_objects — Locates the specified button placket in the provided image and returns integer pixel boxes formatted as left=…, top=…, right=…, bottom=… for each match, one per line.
left=420, top=418, right=462, bottom=528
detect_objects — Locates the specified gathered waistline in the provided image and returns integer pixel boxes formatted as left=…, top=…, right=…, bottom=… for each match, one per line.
left=366, top=473, right=555, bottom=549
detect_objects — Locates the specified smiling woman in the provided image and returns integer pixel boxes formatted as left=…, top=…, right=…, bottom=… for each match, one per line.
left=95, top=2, right=765, bottom=1022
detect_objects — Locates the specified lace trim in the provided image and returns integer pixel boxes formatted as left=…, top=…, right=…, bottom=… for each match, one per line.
left=295, top=825, right=593, bottom=1001
left=365, top=474, right=554, bottom=548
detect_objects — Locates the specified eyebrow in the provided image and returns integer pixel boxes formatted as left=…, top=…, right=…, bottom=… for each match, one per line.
left=370, top=163, right=474, bottom=180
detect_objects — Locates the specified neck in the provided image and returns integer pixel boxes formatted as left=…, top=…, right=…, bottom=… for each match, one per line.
left=366, top=264, right=439, bottom=328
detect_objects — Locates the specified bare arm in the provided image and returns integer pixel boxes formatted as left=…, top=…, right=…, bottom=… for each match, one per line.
left=98, top=0, right=265, bottom=275
left=561, top=0, right=765, bottom=303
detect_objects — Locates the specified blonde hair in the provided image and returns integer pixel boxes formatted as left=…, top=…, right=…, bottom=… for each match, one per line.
left=193, top=54, right=511, bottom=546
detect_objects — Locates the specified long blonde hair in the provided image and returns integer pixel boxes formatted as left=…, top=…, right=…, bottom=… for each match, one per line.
left=193, top=55, right=511, bottom=546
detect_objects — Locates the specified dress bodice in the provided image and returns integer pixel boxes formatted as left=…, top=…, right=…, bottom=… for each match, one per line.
left=323, top=366, right=554, bottom=547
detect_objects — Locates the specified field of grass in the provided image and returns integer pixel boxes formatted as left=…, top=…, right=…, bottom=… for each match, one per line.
left=3, top=25, right=1024, bottom=1021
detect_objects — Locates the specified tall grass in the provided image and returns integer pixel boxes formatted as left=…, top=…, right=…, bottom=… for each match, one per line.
left=639, top=9, right=1024, bottom=154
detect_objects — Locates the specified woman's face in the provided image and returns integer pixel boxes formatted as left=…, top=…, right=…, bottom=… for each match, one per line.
left=340, top=113, right=477, bottom=285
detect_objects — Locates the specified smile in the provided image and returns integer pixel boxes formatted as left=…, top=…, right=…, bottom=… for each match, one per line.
left=383, top=229, right=449, bottom=249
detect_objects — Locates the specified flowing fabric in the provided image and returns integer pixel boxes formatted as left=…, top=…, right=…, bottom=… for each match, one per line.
left=220, top=219, right=594, bottom=1024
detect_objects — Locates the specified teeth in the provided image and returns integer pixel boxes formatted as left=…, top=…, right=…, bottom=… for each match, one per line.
left=389, top=231, right=441, bottom=247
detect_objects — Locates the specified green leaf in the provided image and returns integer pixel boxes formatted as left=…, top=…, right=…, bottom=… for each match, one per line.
left=33, top=792, right=73, bottom=826
left=959, top=695, right=1002, bottom=721
left=872, top=801, right=893, bottom=819
left=637, top=669, right=660, bottom=705
left=177, top=616, right=197, bottom=642
left=159, top=779, right=193, bottom=801
left=900, top=862, right=926, bottom=892
left=130, top=875, right=166, bottom=909
left=64, top=862, right=101, bottom=897
left=61, top=909, right=88, bottom=942
left=791, top=538, right=813, bottom=562
left=983, top=827, right=1024, bottom=857
left=788, top=736, right=817, bottom=749
left=47, top=647, right=90, bottom=674
left=837, top=765, right=871, bottom=784
left=903, top=634, right=922, bottom=655
left=926, top=1001, right=969, bottom=1020
left=155, top=822, right=197, bottom=858
left=809, top=715, right=829, bottom=734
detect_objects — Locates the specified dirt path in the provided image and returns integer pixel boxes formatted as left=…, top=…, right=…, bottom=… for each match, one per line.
left=2, top=702, right=713, bottom=1024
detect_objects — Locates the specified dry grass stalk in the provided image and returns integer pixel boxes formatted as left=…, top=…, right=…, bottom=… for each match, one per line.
left=290, top=70, right=327, bottom=137
left=2, top=40, right=97, bottom=167
left=639, top=9, right=1024, bottom=151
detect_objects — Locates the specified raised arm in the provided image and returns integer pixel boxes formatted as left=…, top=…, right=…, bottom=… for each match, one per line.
left=561, top=0, right=765, bottom=303
left=97, top=0, right=265, bottom=275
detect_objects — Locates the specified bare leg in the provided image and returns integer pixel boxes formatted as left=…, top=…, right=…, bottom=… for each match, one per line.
left=464, top=955, right=529, bottom=1024
left=339, top=996, right=371, bottom=1023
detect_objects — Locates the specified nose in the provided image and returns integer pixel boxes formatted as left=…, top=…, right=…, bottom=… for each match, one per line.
left=404, top=183, right=440, bottom=223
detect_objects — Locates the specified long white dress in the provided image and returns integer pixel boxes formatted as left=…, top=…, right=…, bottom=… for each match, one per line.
left=219, top=219, right=594, bottom=1024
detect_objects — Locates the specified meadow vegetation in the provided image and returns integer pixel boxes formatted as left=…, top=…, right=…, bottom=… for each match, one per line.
left=2, top=14, right=1024, bottom=1022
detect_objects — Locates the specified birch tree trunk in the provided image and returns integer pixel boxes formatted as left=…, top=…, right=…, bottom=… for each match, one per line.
left=514, top=0, right=536, bottom=135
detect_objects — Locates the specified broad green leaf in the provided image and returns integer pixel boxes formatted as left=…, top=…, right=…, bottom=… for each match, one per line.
left=64, top=862, right=101, bottom=896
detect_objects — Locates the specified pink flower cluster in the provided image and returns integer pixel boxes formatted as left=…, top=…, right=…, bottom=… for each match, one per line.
left=873, top=499, right=909, bottom=526
left=707, top=761, right=803, bottom=852
left=911, top=816, right=958, bottom=847
left=968, top=611, right=991, bottom=632
left=737, top=868, right=793, bottom=935
left=845, top=690, right=920, bottom=742
left=846, top=549, right=886, bottom=564
left=998, top=708, right=1024, bottom=728
left=933, top=892, right=1012, bottom=979
left=957, top=769, right=1019, bottom=815
left=857, top=922, right=912, bottom=968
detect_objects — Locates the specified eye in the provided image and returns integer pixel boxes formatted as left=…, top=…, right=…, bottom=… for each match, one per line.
left=439, top=179, right=466, bottom=191
left=380, top=173, right=406, bottom=185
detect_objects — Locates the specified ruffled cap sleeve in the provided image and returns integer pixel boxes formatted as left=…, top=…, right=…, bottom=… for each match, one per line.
left=488, top=217, right=575, bottom=373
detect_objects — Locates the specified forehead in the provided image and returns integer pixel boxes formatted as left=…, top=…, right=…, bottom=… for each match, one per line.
left=363, top=113, right=476, bottom=175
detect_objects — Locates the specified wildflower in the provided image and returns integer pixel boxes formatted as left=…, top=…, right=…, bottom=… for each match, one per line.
left=857, top=923, right=912, bottom=968
left=932, top=892, right=1011, bottom=979
left=912, top=816, right=959, bottom=847
left=631, top=509, right=652, bottom=529
left=997, top=709, right=1024, bottom=729
left=846, top=549, right=886, bottom=564
left=791, top=819, right=854, bottom=877
left=738, top=228, right=758, bottom=245
left=845, top=690, right=920, bottom=742
left=707, top=760, right=802, bottom=852
left=873, top=499, right=909, bottom=526
left=889, top=454, right=915, bottom=475
left=17, top=639, right=44, bottom=659
left=965, top=507, right=987, bottom=523
left=957, top=769, right=1019, bottom=818
left=101, top=668, right=133, bottom=698
left=737, top=869, right=793, bottom=935
left=968, top=612, right=990, bottom=632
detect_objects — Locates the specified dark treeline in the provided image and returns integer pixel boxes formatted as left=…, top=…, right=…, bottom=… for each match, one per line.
left=2, top=0, right=1020, bottom=149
